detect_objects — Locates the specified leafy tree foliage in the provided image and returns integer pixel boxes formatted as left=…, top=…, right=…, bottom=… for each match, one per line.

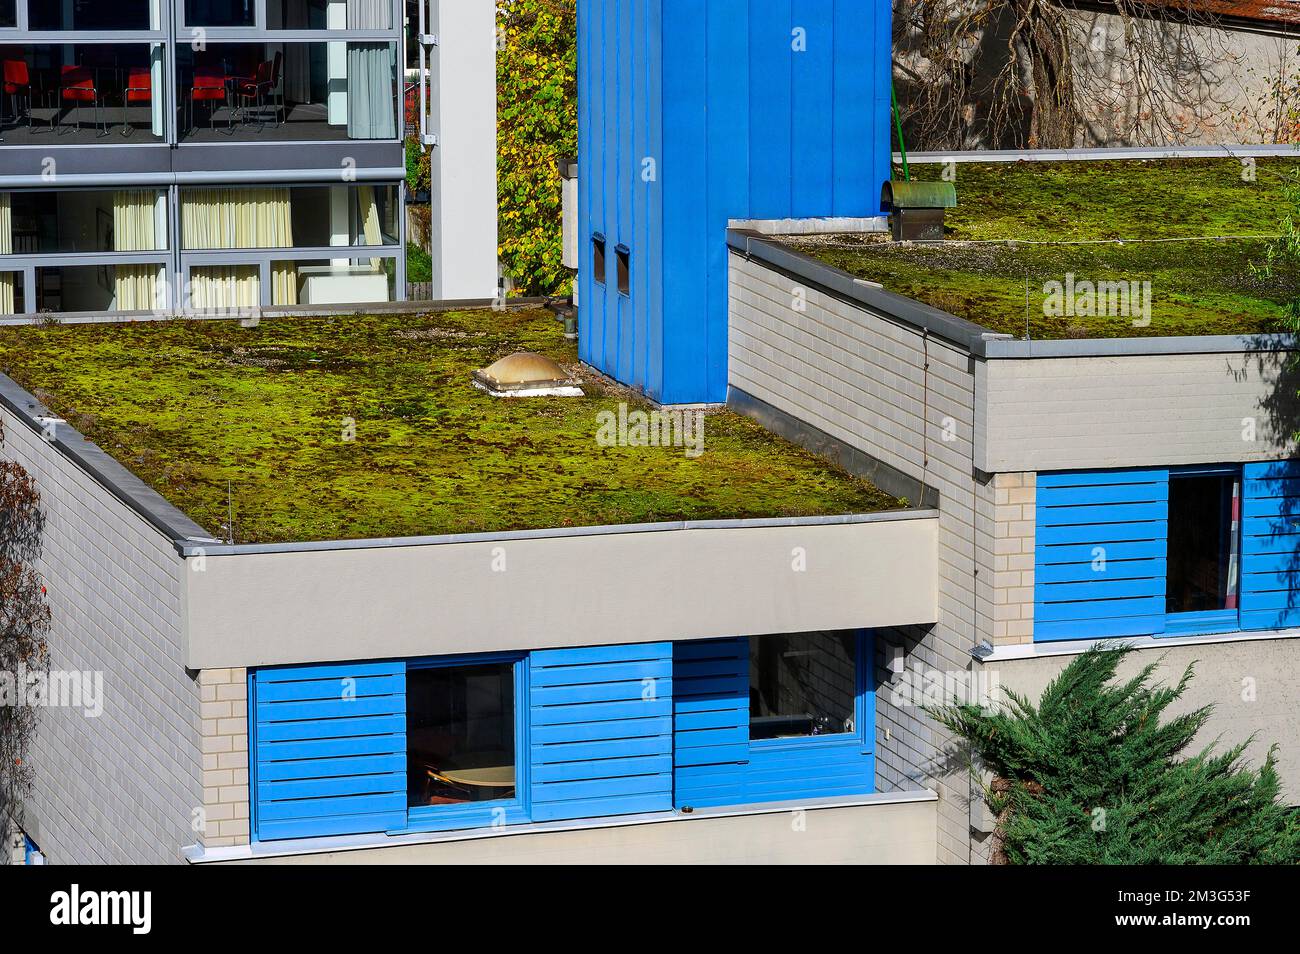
left=497, top=0, right=577, bottom=296
left=0, top=420, right=50, bottom=838
left=930, top=644, right=1300, bottom=864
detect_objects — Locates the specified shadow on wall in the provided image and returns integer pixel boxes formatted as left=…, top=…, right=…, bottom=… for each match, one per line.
left=1249, top=337, right=1300, bottom=626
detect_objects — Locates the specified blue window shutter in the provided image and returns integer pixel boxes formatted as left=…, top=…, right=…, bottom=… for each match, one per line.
left=251, top=661, right=407, bottom=841
left=528, top=643, right=674, bottom=821
left=672, top=637, right=749, bottom=808
left=1035, top=469, right=1169, bottom=641
left=1241, top=460, right=1300, bottom=630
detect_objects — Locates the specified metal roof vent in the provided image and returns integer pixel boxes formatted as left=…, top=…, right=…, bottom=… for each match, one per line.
left=472, top=352, right=584, bottom=398
left=881, top=180, right=957, bottom=242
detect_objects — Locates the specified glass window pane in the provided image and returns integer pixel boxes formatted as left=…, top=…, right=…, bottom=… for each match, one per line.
left=6, top=190, right=168, bottom=255
left=30, top=1, right=155, bottom=31
left=267, top=0, right=392, bottom=29
left=35, top=264, right=164, bottom=313
left=407, top=663, right=516, bottom=809
left=181, top=185, right=398, bottom=250
left=186, top=0, right=255, bottom=27
left=0, top=1, right=15, bottom=29
left=750, top=632, right=858, bottom=740
left=0, top=44, right=166, bottom=146
left=273, top=258, right=394, bottom=305
left=1167, top=474, right=1239, bottom=614
left=0, top=271, right=22, bottom=317
left=177, top=42, right=398, bottom=143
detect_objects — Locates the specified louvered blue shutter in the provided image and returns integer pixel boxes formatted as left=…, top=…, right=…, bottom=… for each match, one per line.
left=1035, top=470, right=1169, bottom=641
left=672, top=637, right=749, bottom=808
left=528, top=643, right=674, bottom=821
left=251, top=661, right=407, bottom=841
left=1241, top=460, right=1300, bottom=630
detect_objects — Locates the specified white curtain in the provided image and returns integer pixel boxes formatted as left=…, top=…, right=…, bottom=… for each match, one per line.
left=0, top=192, right=12, bottom=315
left=357, top=184, right=383, bottom=272
left=347, top=0, right=390, bottom=29
left=113, top=191, right=161, bottom=311
left=182, top=189, right=296, bottom=307
left=347, top=43, right=396, bottom=139
left=182, top=188, right=294, bottom=249
left=190, top=266, right=261, bottom=310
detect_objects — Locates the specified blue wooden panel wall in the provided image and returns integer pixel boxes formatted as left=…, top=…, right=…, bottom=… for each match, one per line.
left=579, top=0, right=893, bottom=405
left=672, top=634, right=876, bottom=808
left=250, top=661, right=407, bottom=841
left=672, top=638, right=750, bottom=808
left=529, top=643, right=675, bottom=821
left=1241, top=460, right=1300, bottom=630
left=1034, top=470, right=1170, bottom=641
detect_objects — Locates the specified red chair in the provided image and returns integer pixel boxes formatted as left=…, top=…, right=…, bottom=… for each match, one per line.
left=188, top=68, right=230, bottom=135
left=58, top=65, right=107, bottom=137
left=235, top=51, right=283, bottom=131
left=3, top=60, right=31, bottom=131
left=122, top=67, right=152, bottom=137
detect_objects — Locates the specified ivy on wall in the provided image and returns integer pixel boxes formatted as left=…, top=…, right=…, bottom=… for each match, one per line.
left=497, top=0, right=577, bottom=296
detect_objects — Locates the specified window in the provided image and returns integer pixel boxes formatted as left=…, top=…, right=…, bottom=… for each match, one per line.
left=749, top=631, right=858, bottom=740
left=407, top=660, right=517, bottom=810
left=176, top=41, right=398, bottom=143
left=0, top=1, right=15, bottom=29
left=592, top=234, right=606, bottom=284
left=0, top=43, right=167, bottom=146
left=185, top=0, right=256, bottom=27
left=616, top=244, right=630, bottom=296
left=29, top=1, right=155, bottom=30
left=1166, top=470, right=1240, bottom=619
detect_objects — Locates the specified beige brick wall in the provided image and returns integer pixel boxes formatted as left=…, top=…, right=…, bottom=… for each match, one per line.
left=991, top=472, right=1036, bottom=646
left=199, top=668, right=250, bottom=847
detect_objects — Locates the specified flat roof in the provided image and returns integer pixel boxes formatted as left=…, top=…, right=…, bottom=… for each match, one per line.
left=0, top=309, right=902, bottom=544
left=782, top=157, right=1299, bottom=340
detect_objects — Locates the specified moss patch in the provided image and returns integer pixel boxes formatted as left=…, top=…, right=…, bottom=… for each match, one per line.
left=0, top=310, right=900, bottom=543
left=791, top=158, right=1300, bottom=339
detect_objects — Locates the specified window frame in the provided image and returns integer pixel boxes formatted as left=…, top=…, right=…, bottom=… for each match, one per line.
left=746, top=630, right=872, bottom=755
left=176, top=0, right=402, bottom=42
left=398, top=651, right=532, bottom=834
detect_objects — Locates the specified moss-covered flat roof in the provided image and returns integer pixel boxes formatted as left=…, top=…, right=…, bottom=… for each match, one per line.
left=0, top=309, right=901, bottom=543
left=787, top=158, right=1300, bottom=339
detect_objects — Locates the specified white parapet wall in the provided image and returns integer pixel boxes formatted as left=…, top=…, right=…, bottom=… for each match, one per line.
left=193, top=791, right=939, bottom=865
left=976, top=343, right=1298, bottom=473
left=427, top=0, right=500, bottom=299
left=182, top=512, right=940, bottom=670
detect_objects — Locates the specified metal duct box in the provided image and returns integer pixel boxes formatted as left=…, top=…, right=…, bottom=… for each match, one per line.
left=882, top=180, right=957, bottom=241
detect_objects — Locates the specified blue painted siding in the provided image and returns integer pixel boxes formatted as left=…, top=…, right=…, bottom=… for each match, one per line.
left=1035, top=470, right=1170, bottom=641
left=672, top=633, right=876, bottom=808
left=250, top=661, right=407, bottom=842
left=529, top=642, right=675, bottom=821
left=579, top=0, right=893, bottom=404
left=1241, top=460, right=1300, bottom=630
left=672, top=638, right=750, bottom=807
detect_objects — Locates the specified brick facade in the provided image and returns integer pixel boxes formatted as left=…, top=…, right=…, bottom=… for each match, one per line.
left=198, top=668, right=251, bottom=847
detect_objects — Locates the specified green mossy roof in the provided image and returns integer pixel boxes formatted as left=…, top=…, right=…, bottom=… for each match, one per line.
left=0, top=309, right=901, bottom=543
left=789, top=158, right=1300, bottom=339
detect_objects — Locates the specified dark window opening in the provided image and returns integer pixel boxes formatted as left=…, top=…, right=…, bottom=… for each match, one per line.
left=749, top=632, right=857, bottom=740
left=615, top=244, right=630, bottom=296
left=592, top=234, right=606, bottom=285
left=0, top=0, right=17, bottom=29
left=406, top=662, right=516, bottom=809
left=1166, top=473, right=1239, bottom=614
